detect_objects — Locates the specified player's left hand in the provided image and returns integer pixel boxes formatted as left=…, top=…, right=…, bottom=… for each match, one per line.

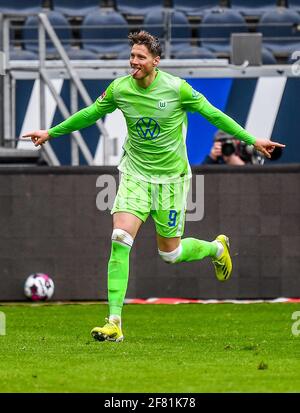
left=254, top=138, right=285, bottom=159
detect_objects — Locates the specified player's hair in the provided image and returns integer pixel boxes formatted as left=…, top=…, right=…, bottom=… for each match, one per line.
left=128, top=30, right=162, bottom=57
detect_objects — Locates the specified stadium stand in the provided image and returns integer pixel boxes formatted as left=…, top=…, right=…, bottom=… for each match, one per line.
left=52, top=0, right=100, bottom=17
left=143, top=9, right=165, bottom=39
left=173, top=0, right=221, bottom=16
left=169, top=10, right=193, bottom=54
left=144, top=10, right=196, bottom=57
left=115, top=0, right=164, bottom=17
left=0, top=0, right=44, bottom=14
left=261, top=47, right=278, bottom=63
left=81, top=9, right=129, bottom=58
left=258, top=8, right=300, bottom=55
left=23, top=11, right=97, bottom=59
left=117, top=46, right=133, bottom=59
left=9, top=48, right=39, bottom=60
left=23, top=11, right=72, bottom=54
left=173, top=46, right=216, bottom=59
left=199, top=9, right=248, bottom=54
left=173, top=0, right=222, bottom=17
left=230, top=0, right=279, bottom=17
left=287, top=0, right=300, bottom=12
left=0, top=1, right=297, bottom=64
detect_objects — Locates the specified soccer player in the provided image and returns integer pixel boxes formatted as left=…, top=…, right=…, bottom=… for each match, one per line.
left=23, top=31, right=285, bottom=342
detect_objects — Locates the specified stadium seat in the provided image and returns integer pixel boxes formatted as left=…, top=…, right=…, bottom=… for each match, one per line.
left=173, top=46, right=216, bottom=59
left=262, top=48, right=277, bottom=64
left=199, top=9, right=248, bottom=54
left=143, top=9, right=165, bottom=39
left=144, top=10, right=192, bottom=56
left=170, top=10, right=193, bottom=54
left=64, top=48, right=97, bottom=60
left=9, top=48, right=38, bottom=60
left=81, top=10, right=129, bottom=58
left=288, top=0, right=300, bottom=13
left=52, top=0, right=100, bottom=18
left=23, top=11, right=72, bottom=56
left=230, top=0, right=278, bottom=17
left=115, top=0, right=164, bottom=17
left=258, top=8, right=300, bottom=55
left=117, top=46, right=132, bottom=59
left=173, top=0, right=222, bottom=17
left=0, top=0, right=43, bottom=14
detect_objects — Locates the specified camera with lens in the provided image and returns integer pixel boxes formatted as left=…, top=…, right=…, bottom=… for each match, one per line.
left=214, top=131, right=266, bottom=164
left=220, top=138, right=236, bottom=157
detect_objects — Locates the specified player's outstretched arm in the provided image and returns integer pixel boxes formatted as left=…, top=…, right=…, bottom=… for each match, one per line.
left=22, top=130, right=50, bottom=147
left=253, top=138, right=286, bottom=159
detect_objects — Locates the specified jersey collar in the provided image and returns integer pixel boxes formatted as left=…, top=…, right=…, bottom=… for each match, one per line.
left=131, top=68, right=161, bottom=93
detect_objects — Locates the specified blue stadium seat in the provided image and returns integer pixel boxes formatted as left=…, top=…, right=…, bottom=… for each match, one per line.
left=0, top=0, right=43, bottom=14
left=173, top=46, right=216, bottom=59
left=144, top=10, right=192, bottom=56
left=288, top=0, right=300, bottom=13
left=22, top=11, right=97, bottom=60
left=199, top=9, right=248, bottom=54
left=258, top=8, right=300, bottom=55
left=23, top=11, right=72, bottom=56
left=115, top=0, right=163, bottom=17
left=116, top=46, right=132, bottom=59
left=143, top=9, right=165, bottom=39
left=170, top=10, right=192, bottom=53
left=230, top=0, right=278, bottom=17
left=173, top=0, right=222, bottom=17
left=65, top=49, right=97, bottom=60
left=9, top=48, right=38, bottom=60
left=52, top=0, right=100, bottom=18
left=81, top=10, right=129, bottom=58
left=262, top=48, right=277, bottom=64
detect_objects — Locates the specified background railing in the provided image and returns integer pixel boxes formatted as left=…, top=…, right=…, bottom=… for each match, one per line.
left=1, top=8, right=300, bottom=165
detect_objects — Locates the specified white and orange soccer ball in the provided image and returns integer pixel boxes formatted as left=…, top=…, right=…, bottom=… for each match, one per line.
left=24, top=273, right=54, bottom=301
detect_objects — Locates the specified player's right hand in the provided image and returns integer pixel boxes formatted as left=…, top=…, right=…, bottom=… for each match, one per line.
left=22, top=130, right=50, bottom=147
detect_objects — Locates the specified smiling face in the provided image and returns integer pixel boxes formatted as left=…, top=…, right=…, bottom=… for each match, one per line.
left=130, top=44, right=160, bottom=81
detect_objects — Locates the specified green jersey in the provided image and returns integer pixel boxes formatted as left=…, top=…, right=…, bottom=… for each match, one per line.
left=48, top=69, right=256, bottom=183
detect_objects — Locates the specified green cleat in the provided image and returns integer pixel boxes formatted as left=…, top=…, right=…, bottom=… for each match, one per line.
left=212, top=234, right=232, bottom=282
left=91, top=318, right=124, bottom=342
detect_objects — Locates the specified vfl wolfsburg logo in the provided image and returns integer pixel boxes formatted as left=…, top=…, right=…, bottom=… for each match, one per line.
left=136, top=117, right=160, bottom=140
left=158, top=100, right=167, bottom=109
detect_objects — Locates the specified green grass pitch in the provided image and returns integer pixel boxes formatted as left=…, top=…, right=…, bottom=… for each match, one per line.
left=0, top=303, right=299, bottom=393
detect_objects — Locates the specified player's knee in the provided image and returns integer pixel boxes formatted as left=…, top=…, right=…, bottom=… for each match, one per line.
left=158, top=244, right=182, bottom=264
left=112, top=228, right=134, bottom=247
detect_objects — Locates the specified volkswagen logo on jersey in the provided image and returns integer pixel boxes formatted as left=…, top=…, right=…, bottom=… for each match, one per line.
left=136, top=118, right=160, bottom=140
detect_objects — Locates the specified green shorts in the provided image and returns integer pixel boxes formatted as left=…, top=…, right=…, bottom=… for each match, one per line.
left=111, top=174, right=190, bottom=238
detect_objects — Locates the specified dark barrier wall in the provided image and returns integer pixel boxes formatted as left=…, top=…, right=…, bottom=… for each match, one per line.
left=0, top=165, right=299, bottom=301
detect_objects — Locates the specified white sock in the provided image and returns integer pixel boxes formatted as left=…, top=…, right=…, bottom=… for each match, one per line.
left=109, top=315, right=121, bottom=327
left=213, top=241, right=224, bottom=258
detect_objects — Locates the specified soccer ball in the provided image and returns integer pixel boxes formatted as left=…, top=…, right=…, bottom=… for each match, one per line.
left=24, top=273, right=55, bottom=301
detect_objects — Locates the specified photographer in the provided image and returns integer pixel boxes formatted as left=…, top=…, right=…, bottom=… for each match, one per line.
left=202, top=130, right=264, bottom=165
